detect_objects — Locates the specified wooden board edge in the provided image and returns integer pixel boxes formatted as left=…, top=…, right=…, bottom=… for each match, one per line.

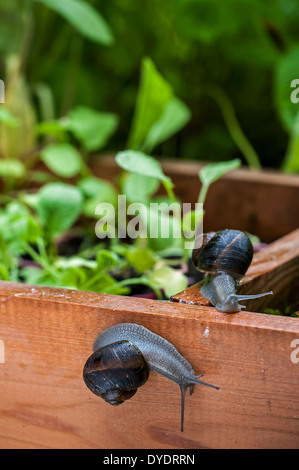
left=0, top=280, right=298, bottom=334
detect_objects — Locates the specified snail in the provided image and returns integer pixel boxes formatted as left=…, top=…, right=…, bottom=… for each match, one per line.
left=83, top=322, right=219, bottom=432
left=192, top=229, right=273, bottom=313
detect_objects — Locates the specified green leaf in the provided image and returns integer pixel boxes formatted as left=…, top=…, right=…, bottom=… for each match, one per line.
left=125, top=247, right=157, bottom=273
left=40, top=142, right=83, bottom=178
left=96, top=250, right=119, bottom=271
left=148, top=265, right=188, bottom=298
left=0, top=201, right=42, bottom=253
left=20, top=266, right=46, bottom=285
left=36, top=182, right=83, bottom=237
left=116, top=150, right=171, bottom=183
left=58, top=266, right=88, bottom=289
left=143, top=97, right=191, bottom=153
left=35, top=120, right=69, bottom=140
left=78, top=176, right=115, bottom=199
left=79, top=177, right=117, bottom=217
left=121, top=172, right=160, bottom=203
left=127, top=57, right=173, bottom=150
left=198, top=159, right=241, bottom=205
left=199, top=158, right=241, bottom=187
left=34, top=0, right=114, bottom=46
left=0, top=159, right=25, bottom=178
left=66, top=106, right=119, bottom=151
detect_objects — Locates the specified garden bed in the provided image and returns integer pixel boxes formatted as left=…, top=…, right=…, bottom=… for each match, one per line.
left=0, top=157, right=299, bottom=449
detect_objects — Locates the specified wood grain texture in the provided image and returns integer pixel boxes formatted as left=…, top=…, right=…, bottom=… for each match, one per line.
left=0, top=281, right=298, bottom=449
left=172, top=229, right=299, bottom=313
left=90, top=154, right=299, bottom=242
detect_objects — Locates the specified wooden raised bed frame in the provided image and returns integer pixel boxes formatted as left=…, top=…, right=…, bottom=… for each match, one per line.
left=0, top=156, right=299, bottom=449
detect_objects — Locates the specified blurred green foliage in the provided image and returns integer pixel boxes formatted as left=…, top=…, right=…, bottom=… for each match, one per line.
left=1, top=0, right=299, bottom=169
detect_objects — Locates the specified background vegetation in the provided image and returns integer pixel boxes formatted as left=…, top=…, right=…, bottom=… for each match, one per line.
left=0, top=0, right=297, bottom=313
left=1, top=0, right=299, bottom=170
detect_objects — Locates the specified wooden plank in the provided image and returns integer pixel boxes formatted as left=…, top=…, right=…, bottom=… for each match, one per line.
left=171, top=229, right=299, bottom=313
left=90, top=154, right=299, bottom=242
left=0, top=281, right=298, bottom=449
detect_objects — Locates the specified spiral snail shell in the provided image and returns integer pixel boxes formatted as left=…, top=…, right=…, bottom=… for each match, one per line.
left=83, top=322, right=219, bottom=432
left=192, top=229, right=273, bottom=313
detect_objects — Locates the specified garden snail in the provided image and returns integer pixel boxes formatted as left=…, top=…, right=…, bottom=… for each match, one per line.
left=192, top=229, right=273, bottom=313
left=83, top=322, right=219, bottom=432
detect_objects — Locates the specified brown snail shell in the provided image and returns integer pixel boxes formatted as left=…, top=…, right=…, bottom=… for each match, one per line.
left=191, top=231, right=216, bottom=271
left=83, top=340, right=149, bottom=405
left=194, top=229, right=253, bottom=279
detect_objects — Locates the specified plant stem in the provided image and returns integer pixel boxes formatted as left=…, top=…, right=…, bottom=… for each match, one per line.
left=81, top=268, right=107, bottom=290
left=162, top=179, right=177, bottom=203
left=197, top=183, right=208, bottom=205
left=205, top=85, right=262, bottom=170
left=21, top=241, right=60, bottom=280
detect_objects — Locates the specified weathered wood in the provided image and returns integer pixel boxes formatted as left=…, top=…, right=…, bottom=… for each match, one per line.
left=171, top=229, right=299, bottom=313
left=0, top=155, right=298, bottom=449
left=90, top=154, right=299, bottom=242
left=0, top=281, right=298, bottom=449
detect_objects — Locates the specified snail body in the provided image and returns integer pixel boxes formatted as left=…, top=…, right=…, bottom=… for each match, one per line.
left=192, top=229, right=273, bottom=313
left=83, top=322, right=219, bottom=432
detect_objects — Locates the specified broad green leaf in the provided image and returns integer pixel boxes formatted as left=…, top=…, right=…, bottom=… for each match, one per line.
left=66, top=106, right=119, bottom=151
left=20, top=266, right=47, bottom=285
left=79, top=177, right=117, bottom=217
left=143, top=97, right=191, bottom=153
left=58, top=266, right=88, bottom=289
left=0, top=159, right=25, bottom=178
left=199, top=158, right=241, bottom=187
left=34, top=0, right=114, bottom=46
left=116, top=150, right=171, bottom=183
left=148, top=266, right=188, bottom=298
left=96, top=250, right=119, bottom=271
left=79, top=176, right=116, bottom=199
left=198, top=159, right=241, bottom=204
left=0, top=108, right=19, bottom=127
left=35, top=120, right=69, bottom=140
left=275, top=46, right=299, bottom=132
left=127, top=57, right=173, bottom=149
left=0, top=201, right=42, bottom=252
left=121, top=172, right=160, bottom=202
left=40, top=142, right=83, bottom=178
left=125, top=247, right=157, bottom=273
left=36, top=182, right=83, bottom=237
